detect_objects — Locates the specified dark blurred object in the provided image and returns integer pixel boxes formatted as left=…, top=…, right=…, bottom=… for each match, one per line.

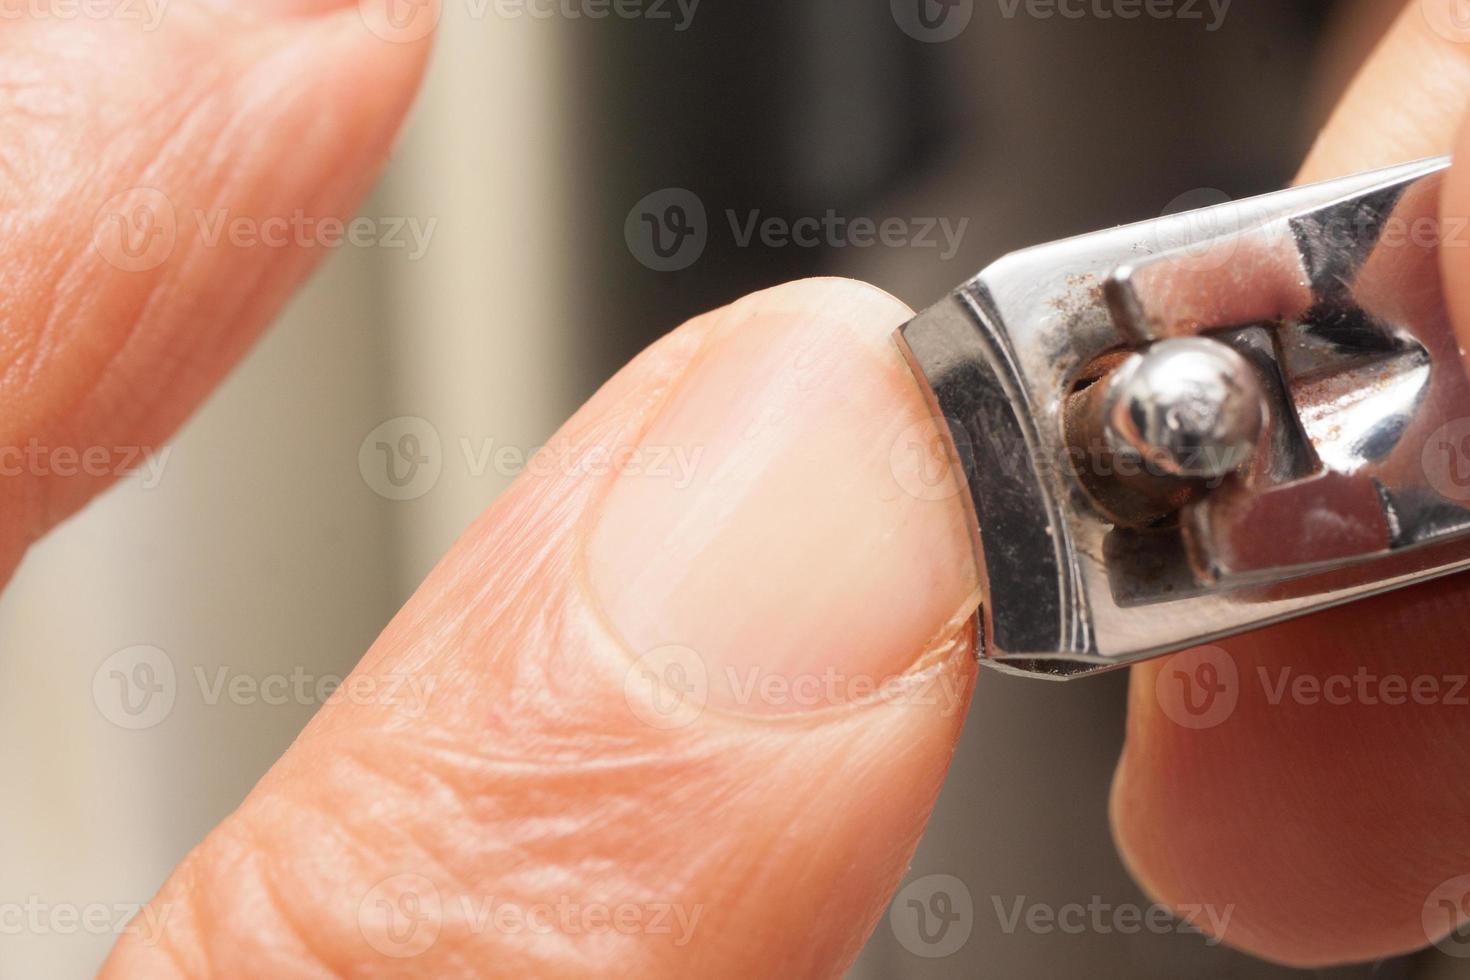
left=566, top=0, right=944, bottom=387
left=567, top=0, right=1333, bottom=390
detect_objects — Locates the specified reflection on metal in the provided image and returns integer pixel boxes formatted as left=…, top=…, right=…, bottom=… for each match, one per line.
left=897, top=156, right=1470, bottom=679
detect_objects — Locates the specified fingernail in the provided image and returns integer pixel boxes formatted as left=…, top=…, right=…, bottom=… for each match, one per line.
left=586, top=278, right=980, bottom=715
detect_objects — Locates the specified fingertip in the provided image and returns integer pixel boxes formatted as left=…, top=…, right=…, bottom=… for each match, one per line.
left=717, top=276, right=916, bottom=345
left=582, top=275, right=976, bottom=716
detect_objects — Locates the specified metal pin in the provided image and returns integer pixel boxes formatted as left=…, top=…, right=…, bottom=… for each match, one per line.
left=1103, top=337, right=1264, bottom=482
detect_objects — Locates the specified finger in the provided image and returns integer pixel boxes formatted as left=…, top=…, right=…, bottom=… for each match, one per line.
left=0, top=0, right=435, bottom=583
left=100, top=278, right=982, bottom=979
left=1113, top=0, right=1470, bottom=966
left=1299, top=0, right=1470, bottom=181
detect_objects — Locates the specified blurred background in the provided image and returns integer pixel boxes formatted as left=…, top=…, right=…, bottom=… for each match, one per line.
left=1, top=0, right=1461, bottom=975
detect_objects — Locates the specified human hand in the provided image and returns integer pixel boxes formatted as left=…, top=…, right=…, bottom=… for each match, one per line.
left=11, top=1, right=1470, bottom=976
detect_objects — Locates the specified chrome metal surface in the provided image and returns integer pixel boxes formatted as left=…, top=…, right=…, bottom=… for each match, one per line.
left=1102, top=337, right=1264, bottom=482
left=896, top=156, right=1469, bottom=679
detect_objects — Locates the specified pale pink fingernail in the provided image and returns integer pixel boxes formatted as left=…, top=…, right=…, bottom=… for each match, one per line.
left=587, top=278, right=980, bottom=716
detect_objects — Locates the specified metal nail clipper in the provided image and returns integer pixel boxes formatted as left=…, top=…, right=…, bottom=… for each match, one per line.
left=896, top=156, right=1470, bottom=679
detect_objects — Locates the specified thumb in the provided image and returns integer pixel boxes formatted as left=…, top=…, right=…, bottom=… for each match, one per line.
left=102, top=278, right=982, bottom=978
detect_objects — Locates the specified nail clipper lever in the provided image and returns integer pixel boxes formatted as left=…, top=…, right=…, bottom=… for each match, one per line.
left=896, top=156, right=1469, bottom=679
